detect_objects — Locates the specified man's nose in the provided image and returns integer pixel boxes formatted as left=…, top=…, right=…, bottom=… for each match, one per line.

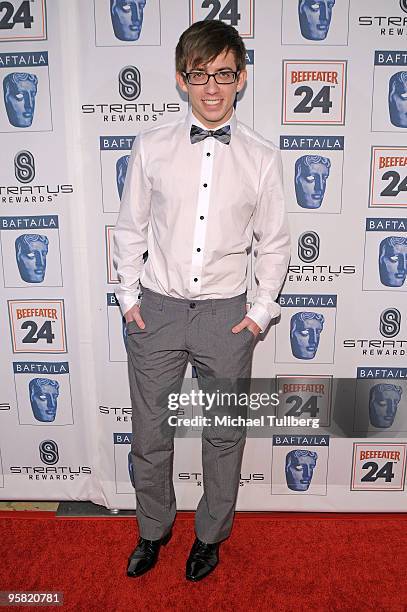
left=396, top=255, right=406, bottom=273
left=314, top=175, right=323, bottom=193
left=301, top=466, right=309, bottom=481
left=204, top=75, right=221, bottom=94
left=24, top=92, right=34, bottom=113
left=307, top=330, right=316, bottom=346
left=319, top=2, right=328, bottom=21
left=387, top=401, right=397, bottom=415
left=35, top=252, right=45, bottom=268
left=131, top=3, right=141, bottom=24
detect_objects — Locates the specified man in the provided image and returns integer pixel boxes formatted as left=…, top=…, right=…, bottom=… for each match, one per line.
left=113, top=20, right=290, bottom=581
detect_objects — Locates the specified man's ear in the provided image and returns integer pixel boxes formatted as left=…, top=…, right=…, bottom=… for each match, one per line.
left=236, top=68, right=247, bottom=93
left=176, top=71, right=188, bottom=94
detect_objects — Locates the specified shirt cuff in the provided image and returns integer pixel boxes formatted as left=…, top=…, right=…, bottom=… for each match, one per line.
left=246, top=301, right=281, bottom=333
left=115, top=290, right=142, bottom=317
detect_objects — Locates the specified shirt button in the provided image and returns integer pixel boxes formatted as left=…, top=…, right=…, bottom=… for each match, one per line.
left=193, top=277, right=198, bottom=282
left=203, top=183, right=208, bottom=188
left=200, top=215, right=204, bottom=220
left=196, top=247, right=201, bottom=252
left=206, top=152, right=211, bottom=157
left=190, top=302, right=196, bottom=309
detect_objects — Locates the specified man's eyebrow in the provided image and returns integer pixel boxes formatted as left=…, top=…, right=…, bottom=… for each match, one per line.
left=191, top=65, right=235, bottom=71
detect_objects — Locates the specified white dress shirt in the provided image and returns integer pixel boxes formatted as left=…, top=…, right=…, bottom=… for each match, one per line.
left=113, top=108, right=290, bottom=332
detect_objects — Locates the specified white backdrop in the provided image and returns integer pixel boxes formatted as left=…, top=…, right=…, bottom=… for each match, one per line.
left=0, top=0, right=407, bottom=510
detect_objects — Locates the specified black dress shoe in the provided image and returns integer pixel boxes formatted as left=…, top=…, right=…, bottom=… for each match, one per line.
left=186, top=538, right=220, bottom=582
left=127, top=530, right=172, bottom=577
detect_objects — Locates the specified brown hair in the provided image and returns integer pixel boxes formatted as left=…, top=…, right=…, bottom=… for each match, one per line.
left=175, top=20, right=246, bottom=74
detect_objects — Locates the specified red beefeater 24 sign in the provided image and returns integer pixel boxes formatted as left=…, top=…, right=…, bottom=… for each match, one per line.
left=8, top=300, right=67, bottom=353
left=369, top=147, right=407, bottom=208
left=282, top=61, right=347, bottom=125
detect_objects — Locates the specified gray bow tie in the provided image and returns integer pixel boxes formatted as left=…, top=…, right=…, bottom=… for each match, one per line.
left=190, top=124, right=231, bottom=145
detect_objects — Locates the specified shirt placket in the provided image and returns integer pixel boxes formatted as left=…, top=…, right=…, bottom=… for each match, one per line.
left=189, top=136, right=215, bottom=296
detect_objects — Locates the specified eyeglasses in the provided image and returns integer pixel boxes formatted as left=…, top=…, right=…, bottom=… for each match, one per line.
left=182, top=70, right=239, bottom=85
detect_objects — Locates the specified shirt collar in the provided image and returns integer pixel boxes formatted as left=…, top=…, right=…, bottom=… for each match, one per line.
left=186, top=107, right=237, bottom=137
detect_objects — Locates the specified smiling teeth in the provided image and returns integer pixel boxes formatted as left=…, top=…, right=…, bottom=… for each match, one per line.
left=204, top=100, right=221, bottom=104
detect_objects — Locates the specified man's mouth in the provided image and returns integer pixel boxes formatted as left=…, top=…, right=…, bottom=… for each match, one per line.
left=202, top=99, right=222, bottom=106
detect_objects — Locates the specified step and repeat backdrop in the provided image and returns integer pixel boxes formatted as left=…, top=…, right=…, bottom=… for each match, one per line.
left=0, top=0, right=406, bottom=511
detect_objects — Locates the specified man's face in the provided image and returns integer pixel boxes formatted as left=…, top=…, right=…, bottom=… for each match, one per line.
left=389, top=72, right=407, bottom=128
left=369, top=386, right=402, bottom=429
left=30, top=379, right=59, bottom=422
left=295, top=158, right=330, bottom=209
left=299, top=0, right=335, bottom=41
left=110, top=0, right=146, bottom=41
left=3, top=74, right=37, bottom=128
left=286, top=453, right=317, bottom=491
left=290, top=315, right=323, bottom=360
left=176, top=49, right=247, bottom=129
left=16, top=236, right=48, bottom=283
left=379, top=239, right=407, bottom=287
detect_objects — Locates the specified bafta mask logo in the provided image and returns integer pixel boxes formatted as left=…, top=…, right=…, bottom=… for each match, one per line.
left=378, top=236, right=407, bottom=287
left=369, top=383, right=402, bottom=429
left=298, top=0, right=335, bottom=41
left=15, top=234, right=48, bottom=283
left=290, top=311, right=325, bottom=360
left=116, top=154, right=130, bottom=199
left=388, top=71, right=407, bottom=128
left=3, top=72, right=38, bottom=128
left=285, top=449, right=318, bottom=491
left=110, top=0, right=147, bottom=41
left=30, top=378, right=60, bottom=422
left=295, top=155, right=331, bottom=209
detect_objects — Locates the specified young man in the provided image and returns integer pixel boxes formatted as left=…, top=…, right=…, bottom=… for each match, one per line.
left=113, top=20, right=290, bottom=581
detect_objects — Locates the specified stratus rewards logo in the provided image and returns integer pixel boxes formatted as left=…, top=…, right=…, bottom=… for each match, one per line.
left=166, top=388, right=320, bottom=429
left=81, top=65, right=181, bottom=124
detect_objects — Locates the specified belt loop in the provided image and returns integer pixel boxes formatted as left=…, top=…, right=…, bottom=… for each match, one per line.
left=211, top=299, right=216, bottom=315
left=159, top=293, right=164, bottom=311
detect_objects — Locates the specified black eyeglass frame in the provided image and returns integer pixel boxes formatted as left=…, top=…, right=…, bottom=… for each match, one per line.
left=182, top=70, right=240, bottom=85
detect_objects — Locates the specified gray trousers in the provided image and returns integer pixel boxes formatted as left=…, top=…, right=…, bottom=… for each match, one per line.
left=126, top=285, right=256, bottom=544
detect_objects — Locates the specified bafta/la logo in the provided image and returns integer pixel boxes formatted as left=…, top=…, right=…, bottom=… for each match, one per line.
left=118, top=66, right=141, bottom=101
left=380, top=308, right=401, bottom=338
left=298, top=231, right=320, bottom=263
left=39, top=439, right=59, bottom=465
left=14, top=150, right=35, bottom=183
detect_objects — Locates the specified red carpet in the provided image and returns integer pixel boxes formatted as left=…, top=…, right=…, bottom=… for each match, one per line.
left=1, top=512, right=407, bottom=611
